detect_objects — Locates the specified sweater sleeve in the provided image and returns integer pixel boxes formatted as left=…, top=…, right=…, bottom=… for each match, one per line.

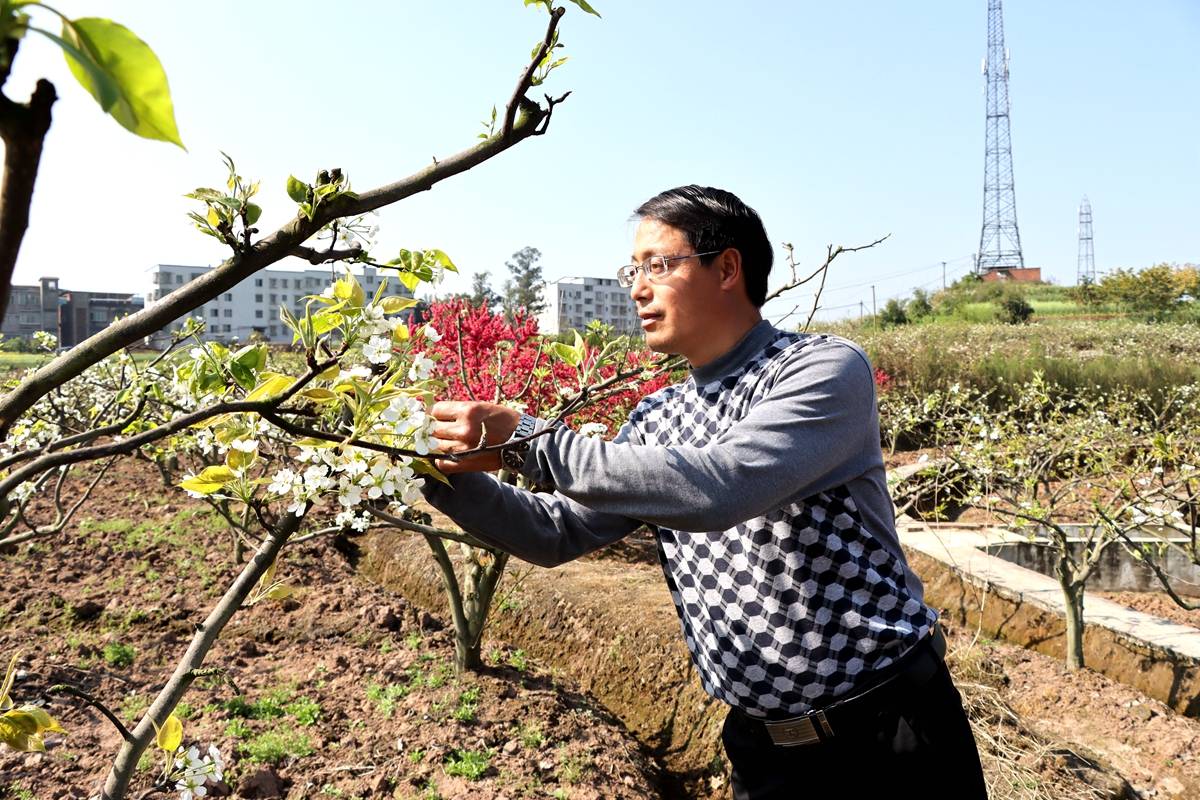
left=419, top=421, right=645, bottom=568
left=520, top=340, right=879, bottom=532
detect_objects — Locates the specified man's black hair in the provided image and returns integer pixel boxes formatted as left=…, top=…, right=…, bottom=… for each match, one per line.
left=634, top=185, right=773, bottom=307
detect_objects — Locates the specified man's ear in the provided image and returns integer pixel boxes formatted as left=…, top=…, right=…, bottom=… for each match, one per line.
left=717, top=248, right=744, bottom=293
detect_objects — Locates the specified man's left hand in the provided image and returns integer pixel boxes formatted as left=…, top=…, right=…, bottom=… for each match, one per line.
left=430, top=401, right=520, bottom=474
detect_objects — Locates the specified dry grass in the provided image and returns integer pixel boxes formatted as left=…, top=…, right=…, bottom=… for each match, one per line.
left=946, top=630, right=1132, bottom=800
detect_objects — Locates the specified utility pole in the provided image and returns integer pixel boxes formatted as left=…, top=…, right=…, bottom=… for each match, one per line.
left=942, top=261, right=947, bottom=290
left=977, top=0, right=1025, bottom=275
left=1077, top=196, right=1095, bottom=284
left=859, top=301, right=864, bottom=321
left=871, top=285, right=877, bottom=328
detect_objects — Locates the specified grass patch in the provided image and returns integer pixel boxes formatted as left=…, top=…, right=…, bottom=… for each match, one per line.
left=366, top=682, right=411, bottom=718
left=452, top=686, right=480, bottom=723
left=103, top=642, right=136, bottom=668
left=443, top=749, right=491, bottom=780
left=238, top=727, right=313, bottom=765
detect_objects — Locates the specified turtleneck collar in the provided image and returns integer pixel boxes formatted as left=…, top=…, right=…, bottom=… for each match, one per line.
left=689, top=319, right=779, bottom=386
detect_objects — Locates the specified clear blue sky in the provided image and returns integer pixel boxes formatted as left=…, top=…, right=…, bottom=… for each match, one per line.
left=7, top=1, right=1198, bottom=323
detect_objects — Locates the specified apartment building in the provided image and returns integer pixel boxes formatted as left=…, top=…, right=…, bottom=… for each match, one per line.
left=1, top=277, right=143, bottom=347
left=536, top=276, right=639, bottom=335
left=146, top=263, right=402, bottom=345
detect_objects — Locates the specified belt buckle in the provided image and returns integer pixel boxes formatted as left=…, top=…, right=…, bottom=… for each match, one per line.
left=763, top=709, right=833, bottom=747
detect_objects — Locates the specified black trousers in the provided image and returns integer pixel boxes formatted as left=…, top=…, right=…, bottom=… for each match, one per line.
left=721, top=654, right=988, bottom=799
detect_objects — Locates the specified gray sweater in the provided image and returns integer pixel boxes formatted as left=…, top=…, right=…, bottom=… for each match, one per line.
left=423, top=320, right=936, bottom=718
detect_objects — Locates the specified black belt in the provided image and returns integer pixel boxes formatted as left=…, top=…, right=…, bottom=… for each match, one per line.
left=736, top=625, right=948, bottom=747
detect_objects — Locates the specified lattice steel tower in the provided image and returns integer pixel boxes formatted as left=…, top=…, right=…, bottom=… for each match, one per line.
left=1077, top=196, right=1095, bottom=283
left=977, top=0, right=1025, bottom=273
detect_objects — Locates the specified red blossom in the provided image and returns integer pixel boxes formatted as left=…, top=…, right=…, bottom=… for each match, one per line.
left=417, top=300, right=669, bottom=435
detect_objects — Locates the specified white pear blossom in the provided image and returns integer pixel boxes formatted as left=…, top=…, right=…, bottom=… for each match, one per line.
left=407, top=353, right=434, bottom=382
left=579, top=422, right=607, bottom=438
left=423, top=325, right=442, bottom=343
left=336, top=365, right=373, bottom=382
left=362, top=335, right=394, bottom=365
left=267, top=469, right=298, bottom=496
left=230, top=438, right=257, bottom=453
left=359, top=304, right=392, bottom=336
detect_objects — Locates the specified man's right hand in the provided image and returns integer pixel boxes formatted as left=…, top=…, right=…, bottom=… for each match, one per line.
left=429, top=401, right=520, bottom=474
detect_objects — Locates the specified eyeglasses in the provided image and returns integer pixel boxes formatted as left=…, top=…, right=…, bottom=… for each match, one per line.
left=616, top=251, right=721, bottom=288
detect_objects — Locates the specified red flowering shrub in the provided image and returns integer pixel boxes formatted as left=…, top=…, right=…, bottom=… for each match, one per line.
left=873, top=367, right=893, bottom=393
left=416, top=299, right=670, bottom=436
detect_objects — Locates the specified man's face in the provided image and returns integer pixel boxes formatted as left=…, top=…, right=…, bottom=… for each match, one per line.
left=628, top=219, right=723, bottom=359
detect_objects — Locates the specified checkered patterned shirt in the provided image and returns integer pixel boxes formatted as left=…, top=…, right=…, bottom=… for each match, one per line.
left=624, top=328, right=937, bottom=716
left=423, top=321, right=937, bottom=718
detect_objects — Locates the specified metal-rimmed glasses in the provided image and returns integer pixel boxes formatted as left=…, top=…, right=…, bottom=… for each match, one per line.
left=616, top=251, right=721, bottom=288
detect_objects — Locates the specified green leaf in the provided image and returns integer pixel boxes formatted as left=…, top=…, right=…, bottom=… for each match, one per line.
left=548, top=341, right=582, bottom=367
left=244, top=203, right=262, bottom=225
left=380, top=296, right=418, bottom=314
left=245, top=373, right=295, bottom=402
left=311, top=310, right=343, bottom=335
left=179, top=466, right=235, bottom=495
left=397, top=272, right=421, bottom=292
left=426, top=249, right=458, bottom=273
left=286, top=175, right=309, bottom=203
left=60, top=18, right=184, bottom=148
left=566, top=0, right=602, bottom=17
left=26, top=24, right=119, bottom=110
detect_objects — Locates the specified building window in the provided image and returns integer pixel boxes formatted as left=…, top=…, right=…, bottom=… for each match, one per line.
left=210, top=309, right=218, bottom=318
left=255, top=278, right=263, bottom=287
left=269, top=325, right=278, bottom=336
left=255, top=310, right=264, bottom=318
left=222, top=324, right=231, bottom=333
left=269, top=294, right=277, bottom=304
left=190, top=272, right=201, bottom=281
left=223, top=293, right=232, bottom=302
left=174, top=274, right=183, bottom=284
left=293, top=279, right=301, bottom=290
left=269, top=278, right=277, bottom=288
left=223, top=309, right=232, bottom=318
left=255, top=294, right=263, bottom=302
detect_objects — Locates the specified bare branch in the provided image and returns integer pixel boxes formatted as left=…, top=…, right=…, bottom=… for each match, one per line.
left=48, top=683, right=132, bottom=743
left=503, top=7, right=566, bottom=139
left=290, top=244, right=363, bottom=265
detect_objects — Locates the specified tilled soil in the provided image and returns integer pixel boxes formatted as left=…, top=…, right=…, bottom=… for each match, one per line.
left=0, top=459, right=659, bottom=799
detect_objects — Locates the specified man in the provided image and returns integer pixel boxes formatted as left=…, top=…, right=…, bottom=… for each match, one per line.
left=425, top=185, right=987, bottom=799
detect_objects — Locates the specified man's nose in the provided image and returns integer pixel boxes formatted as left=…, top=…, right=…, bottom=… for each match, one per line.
left=629, top=269, right=652, bottom=303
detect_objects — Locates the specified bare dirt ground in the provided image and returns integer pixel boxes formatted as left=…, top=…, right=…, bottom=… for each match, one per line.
left=0, top=459, right=659, bottom=799
left=2, top=457, right=1199, bottom=799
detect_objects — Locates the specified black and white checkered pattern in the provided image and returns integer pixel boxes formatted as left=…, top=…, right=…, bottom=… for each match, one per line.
left=628, top=331, right=937, bottom=717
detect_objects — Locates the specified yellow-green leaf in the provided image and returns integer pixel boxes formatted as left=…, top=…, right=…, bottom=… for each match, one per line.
left=333, top=273, right=366, bottom=308
left=0, top=652, right=18, bottom=709
left=153, top=713, right=182, bottom=752
left=245, top=373, right=294, bottom=402
left=0, top=717, right=38, bottom=752
left=411, top=458, right=452, bottom=487
left=19, top=706, right=64, bottom=735
left=379, top=296, right=418, bottom=314
left=299, top=388, right=337, bottom=402
left=264, top=584, right=295, bottom=601
left=225, top=448, right=257, bottom=472
left=179, top=465, right=235, bottom=495
left=61, top=18, right=184, bottom=148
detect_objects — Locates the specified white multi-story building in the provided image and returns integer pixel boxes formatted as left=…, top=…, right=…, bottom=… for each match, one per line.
left=537, top=276, right=639, bottom=336
left=146, top=263, right=401, bottom=345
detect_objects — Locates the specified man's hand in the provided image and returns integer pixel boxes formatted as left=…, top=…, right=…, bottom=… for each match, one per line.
left=430, top=401, right=521, bottom=474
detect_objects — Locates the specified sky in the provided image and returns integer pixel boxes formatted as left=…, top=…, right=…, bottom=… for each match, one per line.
left=6, top=1, right=1198, bottom=324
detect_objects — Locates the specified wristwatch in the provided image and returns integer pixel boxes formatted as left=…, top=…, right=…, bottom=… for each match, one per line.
left=501, top=413, right=539, bottom=472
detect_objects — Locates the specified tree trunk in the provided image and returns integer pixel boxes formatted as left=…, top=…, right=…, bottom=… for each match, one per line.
left=1058, top=569, right=1086, bottom=670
